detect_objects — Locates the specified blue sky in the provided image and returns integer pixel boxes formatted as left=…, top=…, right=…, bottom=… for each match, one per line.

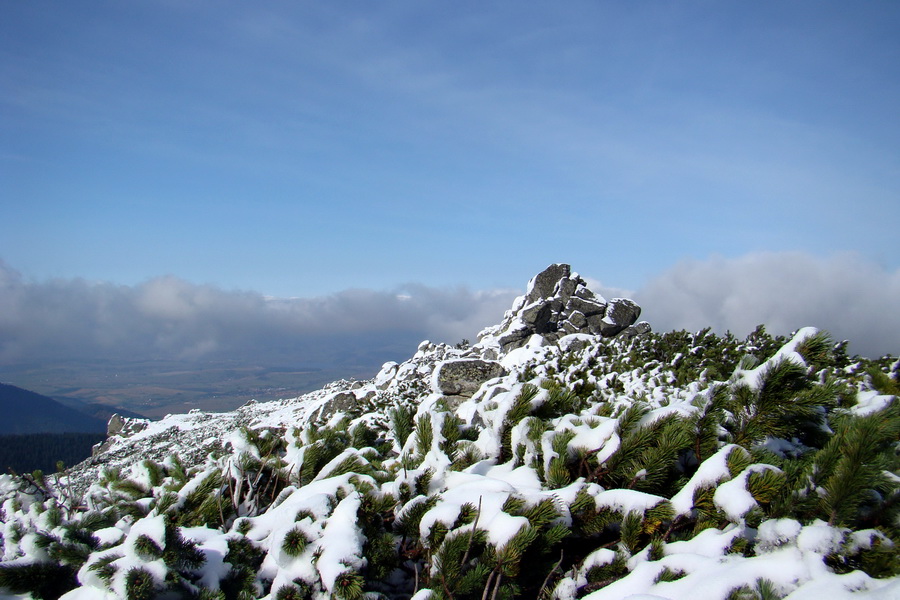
left=2, top=1, right=899, bottom=360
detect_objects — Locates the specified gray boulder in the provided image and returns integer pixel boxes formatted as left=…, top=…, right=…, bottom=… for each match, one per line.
left=620, top=321, right=652, bottom=339
left=436, top=359, right=507, bottom=397
left=317, top=391, right=359, bottom=420
left=526, top=263, right=571, bottom=303
left=599, top=298, right=642, bottom=337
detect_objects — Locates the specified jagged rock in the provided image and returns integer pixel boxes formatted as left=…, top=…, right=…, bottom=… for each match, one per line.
left=620, top=320, right=652, bottom=339
left=93, top=414, right=149, bottom=457
left=435, top=359, right=507, bottom=397
left=526, top=263, right=571, bottom=303
left=477, top=263, right=650, bottom=353
left=568, top=311, right=587, bottom=329
left=568, top=296, right=605, bottom=317
left=106, top=413, right=147, bottom=438
left=497, top=326, right=531, bottom=352
left=599, top=298, right=642, bottom=337
left=375, top=362, right=399, bottom=389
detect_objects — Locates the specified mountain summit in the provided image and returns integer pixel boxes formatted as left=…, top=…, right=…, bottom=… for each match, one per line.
left=1, top=265, right=897, bottom=600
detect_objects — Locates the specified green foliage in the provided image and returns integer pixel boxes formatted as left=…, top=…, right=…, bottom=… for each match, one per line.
left=815, top=403, right=900, bottom=528
left=0, top=562, right=78, bottom=600
left=795, top=331, right=834, bottom=371
left=281, top=527, right=310, bottom=557
left=333, top=571, right=365, bottom=600
left=725, top=578, right=784, bottom=600
left=220, top=537, right=265, bottom=600
left=395, top=496, right=438, bottom=539
left=497, top=384, right=539, bottom=463
left=533, top=380, right=583, bottom=420
left=581, top=551, right=629, bottom=590
left=654, top=566, right=685, bottom=583
left=125, top=567, right=157, bottom=600
left=178, top=471, right=227, bottom=527
left=439, top=413, right=463, bottom=458
left=2, top=324, right=898, bottom=599
left=414, top=415, right=434, bottom=458
left=866, top=365, right=900, bottom=396
left=133, top=534, right=163, bottom=560
left=389, top=405, right=415, bottom=449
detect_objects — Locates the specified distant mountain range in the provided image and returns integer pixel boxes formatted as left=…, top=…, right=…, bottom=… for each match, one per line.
left=0, top=382, right=143, bottom=434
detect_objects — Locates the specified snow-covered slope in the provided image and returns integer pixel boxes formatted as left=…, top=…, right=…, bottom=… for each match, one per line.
left=1, top=264, right=898, bottom=600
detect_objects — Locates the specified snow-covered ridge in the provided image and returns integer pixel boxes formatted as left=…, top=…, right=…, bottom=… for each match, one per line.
left=1, top=264, right=898, bottom=600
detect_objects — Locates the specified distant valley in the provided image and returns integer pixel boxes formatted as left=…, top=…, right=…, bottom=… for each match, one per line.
left=0, top=358, right=385, bottom=418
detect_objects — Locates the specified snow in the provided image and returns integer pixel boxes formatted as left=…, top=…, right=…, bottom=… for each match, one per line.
left=852, top=390, right=895, bottom=416
left=593, top=489, right=667, bottom=515
left=670, top=445, right=740, bottom=515
left=713, top=464, right=780, bottom=522
left=1, top=281, right=897, bottom=600
left=128, top=513, right=166, bottom=547
left=501, top=334, right=549, bottom=370
left=757, top=518, right=803, bottom=551
left=736, top=327, right=817, bottom=390
left=182, top=526, right=232, bottom=591
left=315, top=494, right=366, bottom=592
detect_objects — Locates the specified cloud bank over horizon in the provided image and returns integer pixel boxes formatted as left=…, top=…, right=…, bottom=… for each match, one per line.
left=633, top=252, right=900, bottom=358
left=1, top=253, right=897, bottom=370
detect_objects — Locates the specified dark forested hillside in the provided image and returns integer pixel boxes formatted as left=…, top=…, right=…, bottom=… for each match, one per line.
left=0, top=432, right=106, bottom=474
left=0, top=383, right=107, bottom=434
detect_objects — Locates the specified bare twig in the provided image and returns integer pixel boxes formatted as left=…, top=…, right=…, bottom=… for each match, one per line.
left=537, top=549, right=564, bottom=599
left=460, top=495, right=483, bottom=568
left=481, top=568, right=497, bottom=600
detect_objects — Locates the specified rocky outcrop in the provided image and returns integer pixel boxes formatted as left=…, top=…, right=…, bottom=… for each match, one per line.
left=434, top=359, right=507, bottom=397
left=477, top=263, right=650, bottom=353
left=92, top=413, right=149, bottom=456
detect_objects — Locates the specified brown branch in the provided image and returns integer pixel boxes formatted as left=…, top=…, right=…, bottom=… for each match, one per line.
left=537, top=549, right=564, bottom=599
left=460, top=495, right=483, bottom=568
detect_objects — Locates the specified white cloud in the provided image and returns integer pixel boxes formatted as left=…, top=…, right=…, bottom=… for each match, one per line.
left=633, top=252, right=900, bottom=357
left=0, top=260, right=518, bottom=367
left=1, top=252, right=897, bottom=372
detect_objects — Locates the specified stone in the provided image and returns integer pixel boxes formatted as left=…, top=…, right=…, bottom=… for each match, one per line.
left=586, top=313, right=607, bottom=335
left=568, top=310, right=587, bottom=329
left=599, top=298, right=642, bottom=337
left=620, top=321, right=652, bottom=339
left=498, top=326, right=531, bottom=352
left=106, top=414, right=147, bottom=438
left=560, top=321, right=579, bottom=334
left=320, top=391, right=358, bottom=417
left=574, top=285, right=597, bottom=300
left=375, top=362, right=399, bottom=389
left=568, top=296, right=606, bottom=317
left=556, top=276, right=577, bottom=299
left=559, top=334, right=593, bottom=352
left=478, top=263, right=650, bottom=353
left=526, top=263, right=571, bottom=303
left=435, top=359, right=508, bottom=397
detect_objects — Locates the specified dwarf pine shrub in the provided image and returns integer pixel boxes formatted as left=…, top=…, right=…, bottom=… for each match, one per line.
left=1, top=326, right=898, bottom=600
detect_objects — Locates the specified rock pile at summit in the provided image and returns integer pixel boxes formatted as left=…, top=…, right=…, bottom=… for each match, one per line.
left=478, top=263, right=650, bottom=353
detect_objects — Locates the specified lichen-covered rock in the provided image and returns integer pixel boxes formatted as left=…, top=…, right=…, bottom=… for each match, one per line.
left=316, top=391, right=358, bottom=420
left=434, top=359, right=507, bottom=397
